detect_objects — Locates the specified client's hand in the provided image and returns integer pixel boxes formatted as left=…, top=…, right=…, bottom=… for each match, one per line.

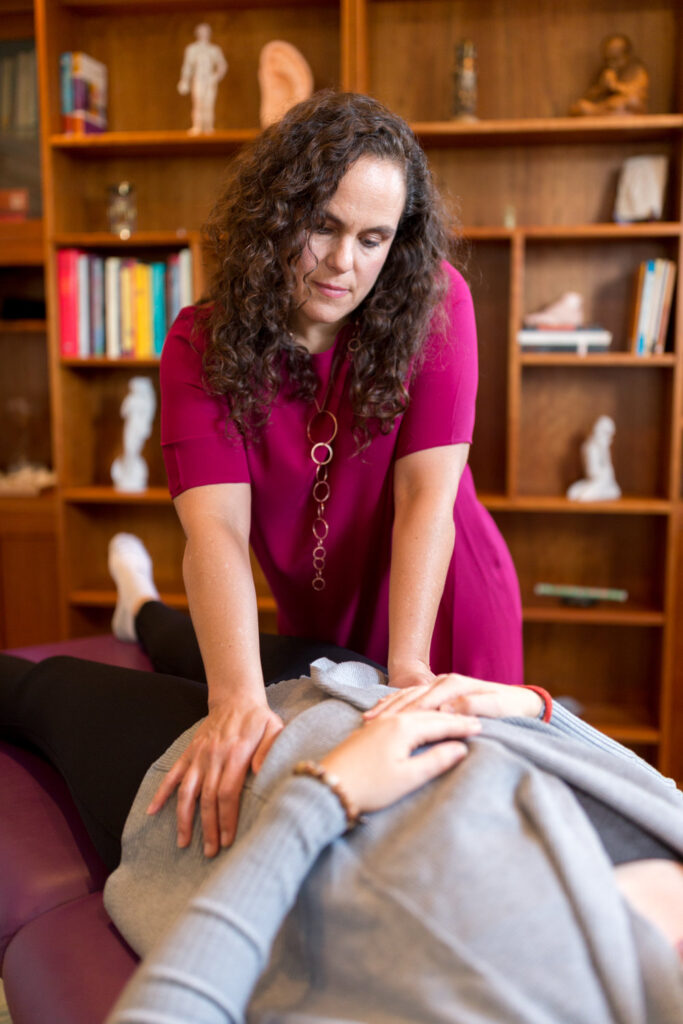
left=364, top=674, right=543, bottom=722
left=146, top=698, right=283, bottom=857
left=320, top=710, right=481, bottom=815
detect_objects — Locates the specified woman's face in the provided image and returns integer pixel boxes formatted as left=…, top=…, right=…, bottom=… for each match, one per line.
left=290, top=155, right=407, bottom=352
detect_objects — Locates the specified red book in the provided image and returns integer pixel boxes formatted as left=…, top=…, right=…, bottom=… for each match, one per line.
left=57, top=248, right=81, bottom=357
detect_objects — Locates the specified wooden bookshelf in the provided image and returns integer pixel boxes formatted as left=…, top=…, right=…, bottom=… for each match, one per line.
left=0, top=2, right=61, bottom=645
left=30, top=0, right=683, bottom=779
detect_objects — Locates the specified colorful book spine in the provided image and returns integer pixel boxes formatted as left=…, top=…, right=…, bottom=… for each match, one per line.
left=59, top=52, right=72, bottom=129
left=57, top=248, right=81, bottom=357
left=119, top=259, right=137, bottom=357
left=76, top=252, right=91, bottom=357
left=630, top=257, right=677, bottom=356
left=150, top=261, right=168, bottom=356
left=635, top=259, right=656, bottom=355
left=89, top=255, right=105, bottom=356
left=59, top=51, right=108, bottom=134
left=167, top=253, right=182, bottom=325
left=655, top=261, right=677, bottom=354
left=104, top=256, right=122, bottom=358
left=178, top=247, right=194, bottom=309
left=133, top=262, right=153, bottom=357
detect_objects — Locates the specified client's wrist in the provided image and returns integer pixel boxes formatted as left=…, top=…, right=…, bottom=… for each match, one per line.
left=293, top=760, right=362, bottom=830
left=524, top=685, right=553, bottom=722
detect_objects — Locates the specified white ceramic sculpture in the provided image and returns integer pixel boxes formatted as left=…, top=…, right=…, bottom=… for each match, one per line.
left=178, top=23, right=228, bottom=135
left=258, top=40, right=313, bottom=128
left=567, top=415, right=622, bottom=502
left=524, top=291, right=584, bottom=329
left=111, top=377, right=157, bottom=493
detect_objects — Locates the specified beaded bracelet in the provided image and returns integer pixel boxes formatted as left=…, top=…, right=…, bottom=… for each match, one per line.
left=293, top=760, right=361, bottom=830
left=524, top=685, right=553, bottom=722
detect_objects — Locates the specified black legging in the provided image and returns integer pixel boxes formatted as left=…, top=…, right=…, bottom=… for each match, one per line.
left=0, top=601, right=384, bottom=871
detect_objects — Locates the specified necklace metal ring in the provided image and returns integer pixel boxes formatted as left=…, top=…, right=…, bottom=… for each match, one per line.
left=312, top=479, right=331, bottom=503
left=306, top=408, right=338, bottom=446
left=311, top=442, right=334, bottom=466
left=312, top=517, right=329, bottom=542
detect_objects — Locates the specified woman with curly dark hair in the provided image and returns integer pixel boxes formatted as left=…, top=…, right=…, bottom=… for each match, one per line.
left=108, top=89, right=523, bottom=857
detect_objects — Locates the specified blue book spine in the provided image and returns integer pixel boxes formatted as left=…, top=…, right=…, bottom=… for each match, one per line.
left=76, top=252, right=91, bottom=357
left=89, top=255, right=105, bottom=355
left=59, top=52, right=72, bottom=119
left=636, top=259, right=656, bottom=356
left=150, top=261, right=167, bottom=356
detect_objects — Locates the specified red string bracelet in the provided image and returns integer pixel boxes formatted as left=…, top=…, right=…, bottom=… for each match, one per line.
left=524, top=685, right=553, bottom=722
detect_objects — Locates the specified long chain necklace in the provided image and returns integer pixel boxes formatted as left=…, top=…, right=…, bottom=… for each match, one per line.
left=306, top=330, right=360, bottom=591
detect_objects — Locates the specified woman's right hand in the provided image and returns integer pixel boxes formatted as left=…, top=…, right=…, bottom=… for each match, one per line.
left=147, top=698, right=283, bottom=857
left=319, top=709, right=481, bottom=815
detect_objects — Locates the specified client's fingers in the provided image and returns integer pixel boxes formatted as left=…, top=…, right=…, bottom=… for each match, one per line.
left=363, top=682, right=432, bottom=719
left=397, top=707, right=482, bottom=750
left=404, top=739, right=469, bottom=788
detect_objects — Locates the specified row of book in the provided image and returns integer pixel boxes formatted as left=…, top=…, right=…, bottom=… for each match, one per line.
left=0, top=43, right=38, bottom=134
left=59, top=51, right=108, bottom=134
left=57, top=248, right=193, bottom=359
left=629, top=258, right=677, bottom=355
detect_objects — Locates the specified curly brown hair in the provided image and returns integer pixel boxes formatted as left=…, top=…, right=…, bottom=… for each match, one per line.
left=200, top=90, right=455, bottom=447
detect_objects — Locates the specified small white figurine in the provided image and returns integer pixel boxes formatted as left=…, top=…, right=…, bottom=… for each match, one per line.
left=111, top=377, right=157, bottom=493
left=258, top=41, right=313, bottom=128
left=567, top=415, right=622, bottom=502
left=178, top=24, right=228, bottom=135
left=524, top=291, right=584, bottom=329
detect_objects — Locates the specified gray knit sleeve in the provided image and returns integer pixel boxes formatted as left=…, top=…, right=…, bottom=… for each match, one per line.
left=106, top=776, right=347, bottom=1024
left=548, top=701, right=678, bottom=790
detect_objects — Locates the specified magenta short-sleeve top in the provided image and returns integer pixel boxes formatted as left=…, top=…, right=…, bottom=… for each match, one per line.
left=161, top=262, right=523, bottom=682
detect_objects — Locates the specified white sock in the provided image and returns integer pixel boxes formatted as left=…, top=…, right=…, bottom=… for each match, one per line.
left=108, top=533, right=160, bottom=642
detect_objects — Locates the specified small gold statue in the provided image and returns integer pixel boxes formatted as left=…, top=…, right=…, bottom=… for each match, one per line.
left=570, top=34, right=649, bottom=117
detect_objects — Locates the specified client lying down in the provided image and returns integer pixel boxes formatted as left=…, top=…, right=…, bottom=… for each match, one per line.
left=105, top=663, right=683, bottom=1024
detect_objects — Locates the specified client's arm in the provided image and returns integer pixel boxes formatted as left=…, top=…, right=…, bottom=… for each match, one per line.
left=364, top=674, right=679, bottom=790
left=106, top=710, right=481, bottom=1024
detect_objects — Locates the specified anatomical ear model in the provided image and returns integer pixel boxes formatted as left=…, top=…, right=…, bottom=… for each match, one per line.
left=258, top=41, right=313, bottom=129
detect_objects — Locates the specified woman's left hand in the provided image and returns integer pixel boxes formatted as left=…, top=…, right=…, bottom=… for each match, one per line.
left=365, top=673, right=543, bottom=722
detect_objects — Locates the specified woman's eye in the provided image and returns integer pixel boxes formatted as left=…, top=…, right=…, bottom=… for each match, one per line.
left=361, top=237, right=381, bottom=249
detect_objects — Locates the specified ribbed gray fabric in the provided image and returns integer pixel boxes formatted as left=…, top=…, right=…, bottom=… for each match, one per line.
left=105, top=660, right=683, bottom=1024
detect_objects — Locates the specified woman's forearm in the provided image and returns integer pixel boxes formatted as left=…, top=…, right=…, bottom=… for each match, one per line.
left=182, top=524, right=265, bottom=707
left=388, top=490, right=455, bottom=676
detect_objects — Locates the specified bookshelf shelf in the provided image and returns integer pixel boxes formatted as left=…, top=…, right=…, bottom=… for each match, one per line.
left=69, top=588, right=277, bottom=615
left=482, top=495, right=672, bottom=515
left=522, top=605, right=665, bottom=627
left=61, top=355, right=161, bottom=367
left=61, top=0, right=335, bottom=11
left=522, top=223, right=682, bottom=240
left=412, top=114, right=683, bottom=147
left=53, top=231, right=198, bottom=248
left=49, top=128, right=260, bottom=156
left=0, top=318, right=46, bottom=333
left=62, top=486, right=171, bottom=504
left=518, top=353, right=677, bottom=367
